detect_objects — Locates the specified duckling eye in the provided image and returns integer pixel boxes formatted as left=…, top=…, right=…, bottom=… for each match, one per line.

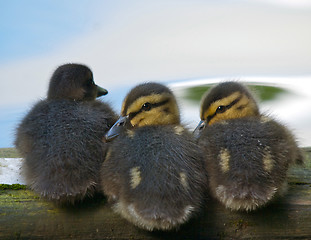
left=84, top=79, right=94, bottom=88
left=216, top=105, right=226, bottom=113
left=142, top=102, right=152, bottom=111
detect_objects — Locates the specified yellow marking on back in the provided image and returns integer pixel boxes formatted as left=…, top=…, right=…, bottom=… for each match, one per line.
left=260, top=116, right=271, bottom=123
left=105, top=149, right=112, bottom=161
left=130, top=167, right=142, bottom=189
left=126, top=130, right=135, bottom=139
left=263, top=147, right=274, bottom=172
left=127, top=94, right=180, bottom=127
left=218, top=148, right=230, bottom=173
left=202, top=92, right=258, bottom=125
left=180, top=172, right=189, bottom=189
left=174, top=126, right=184, bottom=135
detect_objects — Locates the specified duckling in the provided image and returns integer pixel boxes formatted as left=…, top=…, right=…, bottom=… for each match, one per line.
left=15, top=63, right=118, bottom=205
left=101, top=82, right=207, bottom=231
left=194, top=81, right=303, bottom=211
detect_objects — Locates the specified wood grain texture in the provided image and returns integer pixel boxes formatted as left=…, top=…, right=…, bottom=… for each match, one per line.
left=0, top=148, right=310, bottom=240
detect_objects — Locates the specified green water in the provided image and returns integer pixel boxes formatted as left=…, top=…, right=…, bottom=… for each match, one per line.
left=184, top=84, right=289, bottom=103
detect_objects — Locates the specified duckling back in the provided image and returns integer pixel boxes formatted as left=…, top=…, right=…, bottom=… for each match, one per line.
left=102, top=125, right=207, bottom=231
left=198, top=116, right=302, bottom=211
left=15, top=64, right=118, bottom=204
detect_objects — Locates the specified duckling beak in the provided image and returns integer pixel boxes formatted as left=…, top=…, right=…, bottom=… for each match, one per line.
left=105, top=116, right=131, bottom=142
left=193, top=120, right=207, bottom=139
left=96, top=85, right=108, bottom=97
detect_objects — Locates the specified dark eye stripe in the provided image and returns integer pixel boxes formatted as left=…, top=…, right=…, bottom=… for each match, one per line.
left=206, top=96, right=242, bottom=123
left=225, top=96, right=241, bottom=110
left=128, top=99, right=169, bottom=120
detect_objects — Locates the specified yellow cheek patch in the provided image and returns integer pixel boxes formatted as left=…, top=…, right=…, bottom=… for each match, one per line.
left=130, top=104, right=179, bottom=127
left=233, top=94, right=257, bottom=117
left=130, top=166, right=142, bottom=189
left=203, top=92, right=241, bottom=120
left=203, top=92, right=258, bottom=125
left=126, top=94, right=170, bottom=116
left=127, top=95, right=180, bottom=127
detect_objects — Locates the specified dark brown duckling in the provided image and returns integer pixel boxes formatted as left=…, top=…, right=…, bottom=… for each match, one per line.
left=194, top=81, right=303, bottom=211
left=15, top=63, right=118, bottom=205
left=101, top=82, right=207, bottom=231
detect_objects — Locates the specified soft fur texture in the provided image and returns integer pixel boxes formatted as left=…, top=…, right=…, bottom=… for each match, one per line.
left=102, top=126, right=207, bottom=230
left=15, top=63, right=118, bottom=204
left=196, top=81, right=303, bottom=211
left=198, top=116, right=302, bottom=211
left=101, top=82, right=207, bottom=231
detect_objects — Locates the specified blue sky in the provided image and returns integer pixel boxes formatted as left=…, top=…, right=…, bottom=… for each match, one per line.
left=1, top=0, right=311, bottom=147
left=0, top=0, right=111, bottom=147
left=0, top=0, right=113, bottom=63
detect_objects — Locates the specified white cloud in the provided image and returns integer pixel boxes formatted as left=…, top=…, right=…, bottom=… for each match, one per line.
left=1, top=0, right=311, bottom=109
left=252, top=0, right=311, bottom=8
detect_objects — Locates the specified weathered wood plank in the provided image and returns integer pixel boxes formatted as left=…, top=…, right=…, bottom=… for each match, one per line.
left=0, top=148, right=310, bottom=240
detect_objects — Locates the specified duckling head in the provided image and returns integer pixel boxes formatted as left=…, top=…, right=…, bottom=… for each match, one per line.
left=194, top=81, right=259, bottom=137
left=105, top=82, right=180, bottom=141
left=47, top=63, right=108, bottom=101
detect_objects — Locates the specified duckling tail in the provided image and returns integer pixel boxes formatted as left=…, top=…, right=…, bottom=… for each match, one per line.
left=112, top=201, right=195, bottom=231
left=215, top=183, right=282, bottom=211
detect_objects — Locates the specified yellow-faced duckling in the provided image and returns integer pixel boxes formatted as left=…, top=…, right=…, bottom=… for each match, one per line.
left=15, top=63, right=118, bottom=205
left=194, top=81, right=303, bottom=211
left=101, top=82, right=207, bottom=231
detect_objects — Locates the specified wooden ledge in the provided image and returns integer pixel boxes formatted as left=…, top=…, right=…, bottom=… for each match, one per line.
left=0, top=148, right=310, bottom=240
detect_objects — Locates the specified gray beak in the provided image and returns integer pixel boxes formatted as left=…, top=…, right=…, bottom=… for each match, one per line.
left=105, top=116, right=131, bottom=142
left=96, top=85, right=108, bottom=97
left=193, top=120, right=207, bottom=139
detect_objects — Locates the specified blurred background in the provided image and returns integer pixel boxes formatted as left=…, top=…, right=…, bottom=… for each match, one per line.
left=1, top=0, right=311, bottom=148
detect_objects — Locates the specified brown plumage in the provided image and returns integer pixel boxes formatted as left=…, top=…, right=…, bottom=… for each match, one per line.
left=101, top=82, right=207, bottom=231
left=194, top=81, right=303, bottom=211
left=15, top=63, right=118, bottom=205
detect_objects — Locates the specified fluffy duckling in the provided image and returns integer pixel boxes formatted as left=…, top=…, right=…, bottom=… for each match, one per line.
left=15, top=63, right=118, bottom=205
left=194, top=81, right=303, bottom=211
left=101, top=82, right=207, bottom=231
